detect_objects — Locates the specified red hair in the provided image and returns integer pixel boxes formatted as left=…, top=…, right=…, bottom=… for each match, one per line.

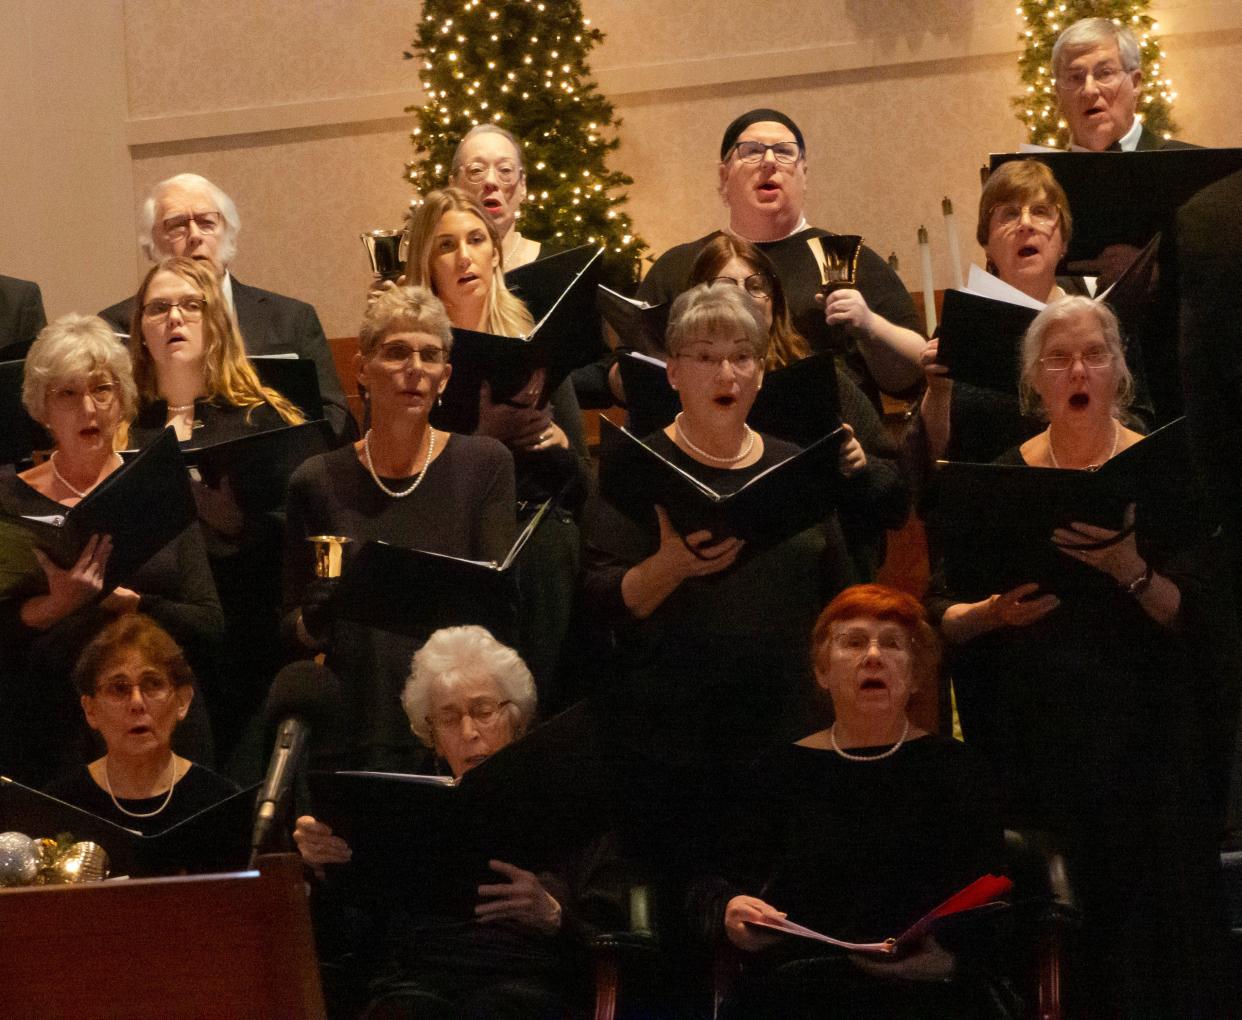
left=811, top=584, right=940, bottom=688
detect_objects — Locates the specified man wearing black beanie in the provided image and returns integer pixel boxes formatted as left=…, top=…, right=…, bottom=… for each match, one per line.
left=638, top=109, right=925, bottom=405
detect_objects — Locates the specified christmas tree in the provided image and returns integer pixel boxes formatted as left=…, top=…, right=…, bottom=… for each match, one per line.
left=403, top=0, right=647, bottom=279
left=1011, top=1, right=1178, bottom=148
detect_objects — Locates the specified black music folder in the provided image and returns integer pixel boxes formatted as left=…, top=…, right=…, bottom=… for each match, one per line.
left=0, top=358, right=52, bottom=466
left=616, top=351, right=841, bottom=448
left=928, top=417, right=1197, bottom=598
left=181, top=419, right=333, bottom=517
left=307, top=701, right=604, bottom=917
left=597, top=286, right=670, bottom=354
left=505, top=243, right=604, bottom=322
left=2, top=428, right=195, bottom=592
left=0, top=775, right=259, bottom=877
left=433, top=246, right=605, bottom=433
left=325, top=500, right=551, bottom=641
left=598, top=417, right=848, bottom=546
left=249, top=356, right=325, bottom=424
left=989, top=148, right=1242, bottom=263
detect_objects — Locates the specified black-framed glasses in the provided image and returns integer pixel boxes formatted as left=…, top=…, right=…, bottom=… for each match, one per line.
left=94, top=675, right=175, bottom=704
left=375, top=340, right=448, bottom=368
left=161, top=211, right=222, bottom=239
left=427, top=698, right=513, bottom=730
left=1039, top=347, right=1113, bottom=372
left=728, top=141, right=802, bottom=165
left=142, top=297, right=206, bottom=321
left=709, top=274, right=773, bottom=300
left=460, top=162, right=521, bottom=185
left=48, top=381, right=117, bottom=411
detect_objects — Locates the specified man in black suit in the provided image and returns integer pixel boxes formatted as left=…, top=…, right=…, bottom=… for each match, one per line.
left=99, top=173, right=354, bottom=441
left=0, top=274, right=47, bottom=356
left=1052, top=18, right=1195, bottom=152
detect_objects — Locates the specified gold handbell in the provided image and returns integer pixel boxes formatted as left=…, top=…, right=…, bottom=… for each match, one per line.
left=308, top=535, right=352, bottom=579
left=360, top=229, right=406, bottom=282
left=47, top=841, right=110, bottom=883
left=808, top=234, right=864, bottom=293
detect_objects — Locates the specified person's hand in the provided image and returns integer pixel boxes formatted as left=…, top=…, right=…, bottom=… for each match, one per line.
left=724, top=894, right=787, bottom=952
left=820, top=288, right=875, bottom=334
left=984, top=582, right=1061, bottom=629
left=476, top=375, right=555, bottom=450
left=1053, top=504, right=1144, bottom=585
left=190, top=474, right=245, bottom=539
left=299, top=577, right=339, bottom=642
left=655, top=506, right=743, bottom=583
left=850, top=935, right=956, bottom=983
left=33, top=534, right=112, bottom=617
left=101, top=587, right=141, bottom=614
left=838, top=423, right=867, bottom=478
left=366, top=277, right=406, bottom=303
left=293, top=815, right=352, bottom=879
left=475, top=859, right=562, bottom=934
left=921, top=338, right=953, bottom=396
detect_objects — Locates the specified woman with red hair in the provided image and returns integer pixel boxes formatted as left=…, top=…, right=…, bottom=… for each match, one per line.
left=695, top=584, right=1005, bottom=1019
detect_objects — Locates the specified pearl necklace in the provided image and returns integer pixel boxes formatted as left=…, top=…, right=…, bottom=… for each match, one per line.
left=1048, top=420, right=1119, bottom=471
left=167, top=402, right=196, bottom=415
left=49, top=452, right=120, bottom=500
left=363, top=428, right=437, bottom=498
left=829, top=717, right=910, bottom=762
left=103, top=755, right=177, bottom=819
left=674, top=413, right=755, bottom=465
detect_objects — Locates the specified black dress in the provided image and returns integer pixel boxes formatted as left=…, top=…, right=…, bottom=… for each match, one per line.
left=283, top=435, right=516, bottom=772
left=693, top=736, right=1005, bottom=1020
left=0, top=471, right=224, bottom=787
left=43, top=762, right=239, bottom=836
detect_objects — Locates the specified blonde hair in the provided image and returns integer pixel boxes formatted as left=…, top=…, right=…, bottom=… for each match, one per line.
left=23, top=314, right=138, bottom=430
left=129, top=257, right=304, bottom=426
left=358, top=285, right=454, bottom=359
left=403, top=187, right=534, bottom=337
left=665, top=282, right=769, bottom=360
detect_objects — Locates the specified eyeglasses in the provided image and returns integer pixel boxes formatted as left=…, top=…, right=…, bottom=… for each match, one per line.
left=1056, top=64, right=1128, bottom=94
left=460, top=161, right=521, bottom=185
left=375, top=340, right=448, bottom=368
left=729, top=141, right=802, bottom=165
left=1039, top=347, right=1114, bottom=372
left=161, top=211, right=222, bottom=239
left=830, top=629, right=912, bottom=658
left=94, top=675, right=175, bottom=704
left=677, top=349, right=760, bottom=373
left=709, top=274, right=773, bottom=300
left=992, top=202, right=1060, bottom=232
left=142, top=297, right=206, bottom=321
left=427, top=698, right=512, bottom=730
left=48, top=381, right=117, bottom=411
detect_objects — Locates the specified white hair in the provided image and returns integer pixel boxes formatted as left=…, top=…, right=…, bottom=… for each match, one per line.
left=450, top=124, right=525, bottom=175
left=1052, top=18, right=1141, bottom=77
left=22, top=314, right=137, bottom=425
left=401, top=625, right=536, bottom=748
left=138, top=173, right=240, bottom=266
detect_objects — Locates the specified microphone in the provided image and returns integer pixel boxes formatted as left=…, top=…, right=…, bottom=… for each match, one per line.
left=250, top=661, right=344, bottom=863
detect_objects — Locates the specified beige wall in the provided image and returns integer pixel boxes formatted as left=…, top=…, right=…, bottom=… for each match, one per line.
left=2, top=0, right=1239, bottom=337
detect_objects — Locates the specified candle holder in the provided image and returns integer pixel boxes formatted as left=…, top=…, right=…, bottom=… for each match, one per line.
left=308, top=535, right=352, bottom=579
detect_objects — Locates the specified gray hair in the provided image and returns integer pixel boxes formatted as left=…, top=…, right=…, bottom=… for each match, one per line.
left=358, top=284, right=454, bottom=359
left=450, top=124, right=525, bottom=175
left=665, top=281, right=769, bottom=359
left=1018, top=295, right=1134, bottom=419
left=23, top=314, right=137, bottom=425
left=139, top=173, right=241, bottom=266
left=401, top=625, right=537, bottom=749
left=1052, top=18, right=1141, bottom=77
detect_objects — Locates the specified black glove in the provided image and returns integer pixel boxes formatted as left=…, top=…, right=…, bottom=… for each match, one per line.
left=300, top=577, right=339, bottom=640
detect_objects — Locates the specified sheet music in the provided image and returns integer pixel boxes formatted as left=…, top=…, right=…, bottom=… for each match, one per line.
left=962, top=264, right=1047, bottom=311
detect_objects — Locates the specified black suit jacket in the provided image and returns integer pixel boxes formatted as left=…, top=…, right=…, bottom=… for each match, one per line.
left=1135, top=124, right=1198, bottom=151
left=0, top=275, right=47, bottom=356
left=100, top=276, right=354, bottom=441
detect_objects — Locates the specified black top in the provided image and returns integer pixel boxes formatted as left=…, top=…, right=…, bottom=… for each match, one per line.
left=0, top=274, right=46, bottom=355
left=283, top=435, right=516, bottom=771
left=693, top=736, right=1004, bottom=947
left=639, top=228, right=922, bottom=404
left=128, top=398, right=289, bottom=451
left=44, top=762, right=239, bottom=837
left=0, top=471, right=224, bottom=786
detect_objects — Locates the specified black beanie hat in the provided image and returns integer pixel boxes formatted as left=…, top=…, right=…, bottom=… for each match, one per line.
left=719, top=108, right=805, bottom=160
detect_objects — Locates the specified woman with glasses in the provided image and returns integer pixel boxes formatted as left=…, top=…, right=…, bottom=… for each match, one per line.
left=43, top=614, right=237, bottom=835
left=685, top=235, right=909, bottom=579
left=930, top=297, right=1226, bottom=1013
left=284, top=286, right=515, bottom=772
left=0, top=314, right=221, bottom=786
left=696, top=584, right=1004, bottom=1019
left=127, top=256, right=304, bottom=447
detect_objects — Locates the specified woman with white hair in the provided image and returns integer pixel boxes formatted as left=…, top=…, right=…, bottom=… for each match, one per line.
left=0, top=314, right=222, bottom=785
left=295, top=625, right=606, bottom=1019
left=450, top=125, right=547, bottom=271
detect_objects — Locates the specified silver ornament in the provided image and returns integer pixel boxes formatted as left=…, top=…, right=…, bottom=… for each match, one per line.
left=0, top=831, right=39, bottom=885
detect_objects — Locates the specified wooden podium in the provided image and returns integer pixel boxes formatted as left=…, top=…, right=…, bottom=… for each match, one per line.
left=0, top=853, right=325, bottom=1019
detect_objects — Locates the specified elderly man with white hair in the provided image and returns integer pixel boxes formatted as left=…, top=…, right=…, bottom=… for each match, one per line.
left=99, top=173, right=353, bottom=440
left=1052, top=17, right=1196, bottom=153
